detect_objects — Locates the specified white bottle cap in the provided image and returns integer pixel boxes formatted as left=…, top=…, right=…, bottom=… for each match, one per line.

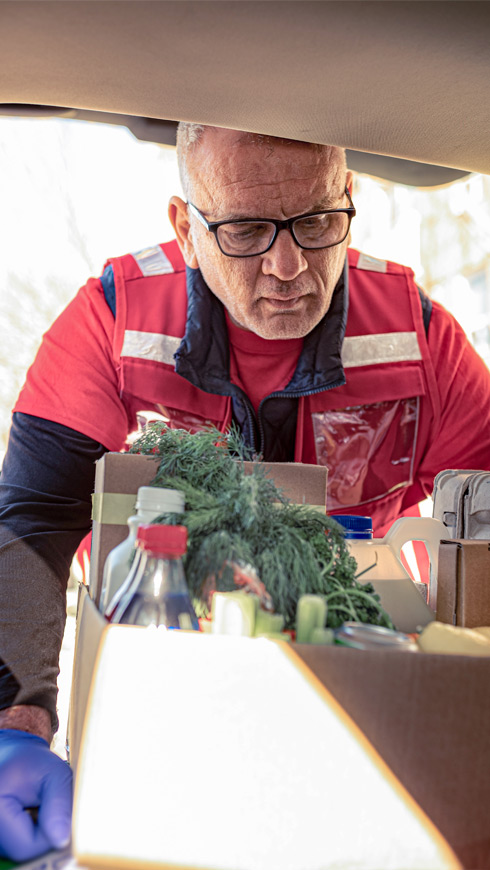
left=135, top=486, right=185, bottom=514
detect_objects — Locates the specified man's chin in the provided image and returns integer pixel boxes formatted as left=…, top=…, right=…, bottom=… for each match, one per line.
left=251, top=312, right=318, bottom=340
left=250, top=295, right=325, bottom=339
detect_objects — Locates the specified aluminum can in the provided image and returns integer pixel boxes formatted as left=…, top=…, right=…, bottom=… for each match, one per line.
left=334, top=621, right=418, bottom=651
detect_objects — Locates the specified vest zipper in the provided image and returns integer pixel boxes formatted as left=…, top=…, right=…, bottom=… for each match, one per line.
left=257, top=377, right=346, bottom=456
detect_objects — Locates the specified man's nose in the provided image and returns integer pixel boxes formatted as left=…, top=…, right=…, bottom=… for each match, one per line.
left=260, top=229, right=308, bottom=281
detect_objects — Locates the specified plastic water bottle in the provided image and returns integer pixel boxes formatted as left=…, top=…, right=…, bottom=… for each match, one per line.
left=99, top=486, right=185, bottom=612
left=330, top=514, right=446, bottom=633
left=106, top=524, right=199, bottom=629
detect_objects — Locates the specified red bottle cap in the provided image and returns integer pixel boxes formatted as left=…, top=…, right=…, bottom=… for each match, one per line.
left=136, top=524, right=188, bottom=556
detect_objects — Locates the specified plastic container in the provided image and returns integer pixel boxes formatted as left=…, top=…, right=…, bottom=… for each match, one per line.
left=99, top=486, right=185, bottom=613
left=330, top=515, right=446, bottom=632
left=106, top=524, right=199, bottom=629
left=334, top=622, right=418, bottom=651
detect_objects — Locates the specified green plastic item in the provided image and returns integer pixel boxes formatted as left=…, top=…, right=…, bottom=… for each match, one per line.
left=296, top=594, right=328, bottom=643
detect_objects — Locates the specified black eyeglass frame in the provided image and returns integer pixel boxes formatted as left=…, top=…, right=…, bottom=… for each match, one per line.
left=187, top=187, right=356, bottom=258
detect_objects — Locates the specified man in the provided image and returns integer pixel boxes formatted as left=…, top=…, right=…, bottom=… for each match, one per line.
left=1, top=124, right=490, bottom=860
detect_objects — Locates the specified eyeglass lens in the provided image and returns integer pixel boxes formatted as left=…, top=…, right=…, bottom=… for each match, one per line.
left=216, top=211, right=350, bottom=256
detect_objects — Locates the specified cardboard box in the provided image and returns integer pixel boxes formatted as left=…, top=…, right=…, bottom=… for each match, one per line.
left=89, top=452, right=328, bottom=605
left=72, top=615, right=458, bottom=870
left=70, top=587, right=490, bottom=869
left=437, top=539, right=490, bottom=626
left=297, top=643, right=490, bottom=870
left=68, top=584, right=107, bottom=775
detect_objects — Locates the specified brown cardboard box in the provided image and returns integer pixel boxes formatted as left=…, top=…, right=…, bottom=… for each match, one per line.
left=72, top=619, right=459, bottom=870
left=89, top=452, right=328, bottom=605
left=296, top=644, right=490, bottom=870
left=437, top=539, right=490, bottom=627
left=68, top=583, right=107, bottom=773
left=70, top=587, right=490, bottom=869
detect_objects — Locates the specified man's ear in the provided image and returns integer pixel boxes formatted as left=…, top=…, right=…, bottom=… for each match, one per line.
left=345, top=170, right=355, bottom=247
left=168, top=196, right=199, bottom=268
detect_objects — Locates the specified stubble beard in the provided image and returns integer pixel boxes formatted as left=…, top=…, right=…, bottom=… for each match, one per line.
left=198, top=243, right=343, bottom=340
left=249, top=271, right=336, bottom=339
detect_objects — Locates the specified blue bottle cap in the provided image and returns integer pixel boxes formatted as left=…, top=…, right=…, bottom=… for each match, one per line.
left=330, top=515, right=373, bottom=539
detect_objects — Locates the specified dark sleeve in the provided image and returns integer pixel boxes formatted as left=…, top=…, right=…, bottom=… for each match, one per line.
left=0, top=412, right=107, bottom=732
left=416, top=285, right=432, bottom=335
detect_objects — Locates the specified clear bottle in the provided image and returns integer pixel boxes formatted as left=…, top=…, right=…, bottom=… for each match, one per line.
left=106, top=524, right=199, bottom=630
left=99, top=486, right=185, bottom=613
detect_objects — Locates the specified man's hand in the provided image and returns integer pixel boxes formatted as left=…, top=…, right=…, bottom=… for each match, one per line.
left=0, top=729, right=72, bottom=862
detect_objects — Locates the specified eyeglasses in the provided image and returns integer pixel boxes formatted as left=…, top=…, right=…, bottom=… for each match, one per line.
left=187, top=188, right=356, bottom=258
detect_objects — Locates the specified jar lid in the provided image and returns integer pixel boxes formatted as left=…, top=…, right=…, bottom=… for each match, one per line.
left=136, top=486, right=185, bottom=513
left=330, top=515, right=373, bottom=539
left=136, top=524, right=188, bottom=555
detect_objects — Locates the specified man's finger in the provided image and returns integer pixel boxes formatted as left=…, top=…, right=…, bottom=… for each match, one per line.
left=0, top=795, right=51, bottom=862
left=38, top=759, right=73, bottom=849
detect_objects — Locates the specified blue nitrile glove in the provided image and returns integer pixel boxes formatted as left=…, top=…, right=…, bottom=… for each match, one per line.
left=0, top=729, right=72, bottom=863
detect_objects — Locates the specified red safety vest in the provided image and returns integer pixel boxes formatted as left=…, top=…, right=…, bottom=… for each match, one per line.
left=107, top=241, right=438, bottom=531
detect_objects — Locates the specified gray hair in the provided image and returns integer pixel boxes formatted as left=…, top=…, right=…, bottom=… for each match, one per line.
left=175, top=121, right=346, bottom=199
left=176, top=122, right=207, bottom=199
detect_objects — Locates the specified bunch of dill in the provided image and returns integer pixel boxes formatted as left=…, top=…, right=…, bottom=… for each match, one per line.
left=129, top=424, right=393, bottom=630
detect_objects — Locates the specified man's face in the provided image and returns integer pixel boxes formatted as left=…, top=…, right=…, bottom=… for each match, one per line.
left=170, top=129, right=351, bottom=340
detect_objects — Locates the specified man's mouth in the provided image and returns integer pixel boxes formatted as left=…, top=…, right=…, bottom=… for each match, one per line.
left=263, top=295, right=305, bottom=310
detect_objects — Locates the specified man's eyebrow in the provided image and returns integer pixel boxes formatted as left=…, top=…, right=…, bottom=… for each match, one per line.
left=315, top=193, right=342, bottom=210
left=217, top=211, right=258, bottom=221
left=209, top=210, right=279, bottom=222
left=223, top=208, right=335, bottom=222
left=207, top=194, right=343, bottom=222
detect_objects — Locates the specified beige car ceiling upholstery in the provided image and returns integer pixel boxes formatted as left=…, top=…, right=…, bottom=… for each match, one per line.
left=0, top=106, right=470, bottom=186
left=0, top=0, right=489, bottom=175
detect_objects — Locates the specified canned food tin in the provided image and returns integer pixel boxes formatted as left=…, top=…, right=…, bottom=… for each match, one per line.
left=334, top=622, right=418, bottom=651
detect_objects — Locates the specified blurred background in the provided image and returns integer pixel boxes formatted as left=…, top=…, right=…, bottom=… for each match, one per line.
left=1, top=115, right=490, bottom=462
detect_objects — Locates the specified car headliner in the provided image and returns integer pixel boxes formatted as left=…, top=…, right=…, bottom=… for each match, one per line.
left=0, top=1, right=489, bottom=184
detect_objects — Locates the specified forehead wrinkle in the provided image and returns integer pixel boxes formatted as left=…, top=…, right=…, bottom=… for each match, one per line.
left=188, top=142, right=346, bottom=217
left=201, top=163, right=338, bottom=198
left=196, top=180, right=342, bottom=221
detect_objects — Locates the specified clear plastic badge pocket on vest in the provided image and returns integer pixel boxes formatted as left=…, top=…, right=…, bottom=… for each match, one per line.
left=313, top=397, right=419, bottom=510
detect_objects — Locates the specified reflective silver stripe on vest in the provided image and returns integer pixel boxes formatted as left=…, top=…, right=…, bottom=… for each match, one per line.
left=131, top=245, right=174, bottom=276
left=342, top=332, right=421, bottom=368
left=356, top=252, right=387, bottom=273
left=121, top=330, right=181, bottom=366
left=121, top=329, right=420, bottom=370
